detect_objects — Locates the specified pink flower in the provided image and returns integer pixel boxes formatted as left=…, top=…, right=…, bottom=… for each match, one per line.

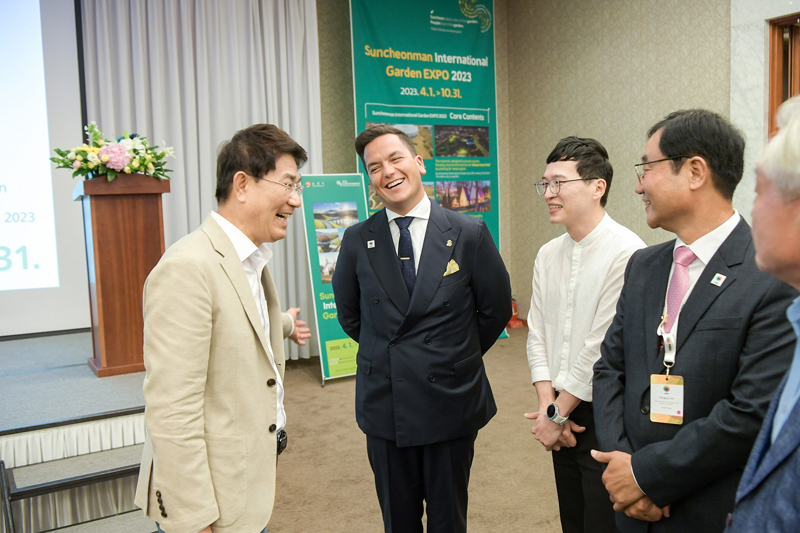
left=72, top=160, right=81, bottom=170
left=98, top=143, right=131, bottom=171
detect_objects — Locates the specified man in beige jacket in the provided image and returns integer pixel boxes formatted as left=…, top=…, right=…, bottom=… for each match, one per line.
left=135, top=124, right=310, bottom=533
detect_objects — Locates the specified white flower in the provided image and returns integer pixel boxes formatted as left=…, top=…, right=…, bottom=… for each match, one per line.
left=87, top=152, right=99, bottom=163
left=119, top=138, right=134, bottom=154
left=159, top=146, right=175, bottom=158
left=67, top=152, right=76, bottom=160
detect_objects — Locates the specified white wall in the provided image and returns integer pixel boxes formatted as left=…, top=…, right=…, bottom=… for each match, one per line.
left=730, top=0, right=799, bottom=220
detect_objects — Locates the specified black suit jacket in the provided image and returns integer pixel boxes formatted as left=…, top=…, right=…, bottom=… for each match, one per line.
left=332, top=200, right=512, bottom=447
left=593, top=219, right=797, bottom=532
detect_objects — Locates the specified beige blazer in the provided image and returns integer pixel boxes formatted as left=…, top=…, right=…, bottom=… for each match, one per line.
left=134, top=216, right=292, bottom=533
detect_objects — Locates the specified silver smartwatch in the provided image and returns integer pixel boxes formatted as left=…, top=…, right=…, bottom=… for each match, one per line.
left=546, top=402, right=569, bottom=425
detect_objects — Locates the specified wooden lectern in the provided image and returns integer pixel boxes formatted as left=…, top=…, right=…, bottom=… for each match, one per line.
left=73, top=175, right=170, bottom=377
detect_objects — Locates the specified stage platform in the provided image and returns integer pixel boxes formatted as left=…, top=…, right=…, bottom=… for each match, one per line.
left=0, top=331, right=144, bottom=432
left=0, top=331, right=148, bottom=532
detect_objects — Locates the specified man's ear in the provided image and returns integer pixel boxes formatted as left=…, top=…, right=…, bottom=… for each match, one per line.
left=687, top=156, right=710, bottom=191
left=594, top=178, right=607, bottom=202
left=231, top=171, right=249, bottom=202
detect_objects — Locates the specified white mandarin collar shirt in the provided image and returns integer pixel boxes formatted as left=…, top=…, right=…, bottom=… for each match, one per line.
left=666, top=210, right=741, bottom=334
left=385, top=195, right=431, bottom=273
left=210, top=211, right=286, bottom=430
left=526, top=213, right=645, bottom=401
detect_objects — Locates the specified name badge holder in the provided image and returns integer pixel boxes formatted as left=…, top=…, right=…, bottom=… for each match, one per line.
left=651, top=318, right=684, bottom=425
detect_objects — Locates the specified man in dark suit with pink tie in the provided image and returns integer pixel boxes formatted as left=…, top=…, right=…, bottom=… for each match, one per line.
left=592, top=109, right=797, bottom=532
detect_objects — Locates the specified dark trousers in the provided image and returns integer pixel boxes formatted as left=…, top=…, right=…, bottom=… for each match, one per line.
left=552, top=401, right=618, bottom=533
left=366, top=432, right=478, bottom=533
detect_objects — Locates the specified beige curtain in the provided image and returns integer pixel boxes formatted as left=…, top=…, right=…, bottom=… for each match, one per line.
left=80, top=0, right=322, bottom=360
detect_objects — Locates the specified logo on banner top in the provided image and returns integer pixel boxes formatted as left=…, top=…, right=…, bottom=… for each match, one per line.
left=458, top=0, right=492, bottom=32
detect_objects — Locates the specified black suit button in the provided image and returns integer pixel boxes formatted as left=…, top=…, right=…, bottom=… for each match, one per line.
left=155, top=490, right=162, bottom=497
left=267, top=378, right=276, bottom=387
left=641, top=405, right=649, bottom=415
left=159, top=505, right=165, bottom=512
left=389, top=340, right=397, bottom=346
left=444, top=300, right=450, bottom=306
left=384, top=375, right=391, bottom=382
left=429, top=375, right=436, bottom=382
left=161, top=512, right=168, bottom=518
left=269, top=424, right=277, bottom=432
left=424, top=337, right=432, bottom=345
left=374, top=297, right=379, bottom=303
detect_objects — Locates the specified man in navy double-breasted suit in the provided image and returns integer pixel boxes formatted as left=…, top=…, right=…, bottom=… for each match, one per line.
left=332, top=125, right=511, bottom=533
left=726, top=96, right=800, bottom=532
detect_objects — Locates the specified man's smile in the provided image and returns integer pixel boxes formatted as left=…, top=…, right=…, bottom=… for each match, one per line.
left=386, top=178, right=405, bottom=189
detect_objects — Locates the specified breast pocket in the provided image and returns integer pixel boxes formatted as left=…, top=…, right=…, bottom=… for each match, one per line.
left=439, top=271, right=468, bottom=288
left=694, top=316, right=741, bottom=331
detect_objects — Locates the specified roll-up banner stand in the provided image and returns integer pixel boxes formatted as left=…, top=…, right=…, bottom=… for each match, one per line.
left=301, top=174, right=369, bottom=386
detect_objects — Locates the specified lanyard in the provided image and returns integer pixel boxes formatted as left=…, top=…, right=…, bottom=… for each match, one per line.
left=657, top=264, right=699, bottom=377
left=657, top=318, right=676, bottom=377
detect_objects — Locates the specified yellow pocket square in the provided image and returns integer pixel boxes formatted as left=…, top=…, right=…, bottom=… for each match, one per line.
left=443, top=259, right=460, bottom=277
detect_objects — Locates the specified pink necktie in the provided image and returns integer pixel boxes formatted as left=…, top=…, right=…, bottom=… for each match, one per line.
left=665, top=246, right=697, bottom=333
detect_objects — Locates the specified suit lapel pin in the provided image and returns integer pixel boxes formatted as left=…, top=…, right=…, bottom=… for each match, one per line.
left=367, top=240, right=375, bottom=249
left=446, top=239, right=453, bottom=247
left=711, top=273, right=726, bottom=286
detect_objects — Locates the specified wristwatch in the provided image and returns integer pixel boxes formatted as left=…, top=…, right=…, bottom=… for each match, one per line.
left=546, top=402, right=569, bottom=425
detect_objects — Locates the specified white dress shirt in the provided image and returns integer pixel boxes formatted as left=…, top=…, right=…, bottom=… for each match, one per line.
left=211, top=211, right=287, bottom=431
left=526, top=213, right=645, bottom=401
left=665, top=210, right=740, bottom=335
left=385, top=196, right=431, bottom=273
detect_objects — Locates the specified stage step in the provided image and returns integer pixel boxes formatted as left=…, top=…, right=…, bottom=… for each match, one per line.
left=6, top=444, right=143, bottom=500
left=45, top=510, right=156, bottom=532
left=1, top=444, right=146, bottom=533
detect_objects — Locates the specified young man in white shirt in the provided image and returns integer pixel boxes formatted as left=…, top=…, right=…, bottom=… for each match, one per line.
left=525, top=136, right=644, bottom=533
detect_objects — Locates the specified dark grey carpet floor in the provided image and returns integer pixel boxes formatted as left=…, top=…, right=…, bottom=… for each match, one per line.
left=0, top=332, right=144, bottom=429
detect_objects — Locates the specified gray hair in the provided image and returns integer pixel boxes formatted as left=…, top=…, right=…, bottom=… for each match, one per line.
left=760, top=96, right=800, bottom=199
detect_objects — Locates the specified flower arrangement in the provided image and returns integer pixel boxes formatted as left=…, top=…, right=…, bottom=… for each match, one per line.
left=51, top=122, right=174, bottom=181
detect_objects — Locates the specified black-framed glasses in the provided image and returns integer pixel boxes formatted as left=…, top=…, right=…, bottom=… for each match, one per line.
left=634, top=155, right=690, bottom=182
left=263, top=178, right=304, bottom=197
left=534, top=177, right=598, bottom=196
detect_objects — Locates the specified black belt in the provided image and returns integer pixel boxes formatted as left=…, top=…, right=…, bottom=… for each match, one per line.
left=277, top=429, right=288, bottom=455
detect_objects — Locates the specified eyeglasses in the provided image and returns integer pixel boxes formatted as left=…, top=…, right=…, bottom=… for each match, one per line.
left=634, top=155, right=690, bottom=182
left=262, top=178, right=304, bottom=197
left=534, top=177, right=598, bottom=196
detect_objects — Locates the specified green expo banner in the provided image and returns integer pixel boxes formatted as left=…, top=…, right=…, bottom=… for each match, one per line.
left=350, top=0, right=500, bottom=243
left=301, top=174, right=368, bottom=384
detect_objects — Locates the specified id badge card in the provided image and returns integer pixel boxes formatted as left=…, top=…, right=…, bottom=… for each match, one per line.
left=650, top=375, right=684, bottom=425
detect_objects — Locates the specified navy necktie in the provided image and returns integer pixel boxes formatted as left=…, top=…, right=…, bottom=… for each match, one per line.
left=395, top=216, right=416, bottom=295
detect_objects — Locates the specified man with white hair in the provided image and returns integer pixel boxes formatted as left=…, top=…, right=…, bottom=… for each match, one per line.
left=726, top=95, right=800, bottom=531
